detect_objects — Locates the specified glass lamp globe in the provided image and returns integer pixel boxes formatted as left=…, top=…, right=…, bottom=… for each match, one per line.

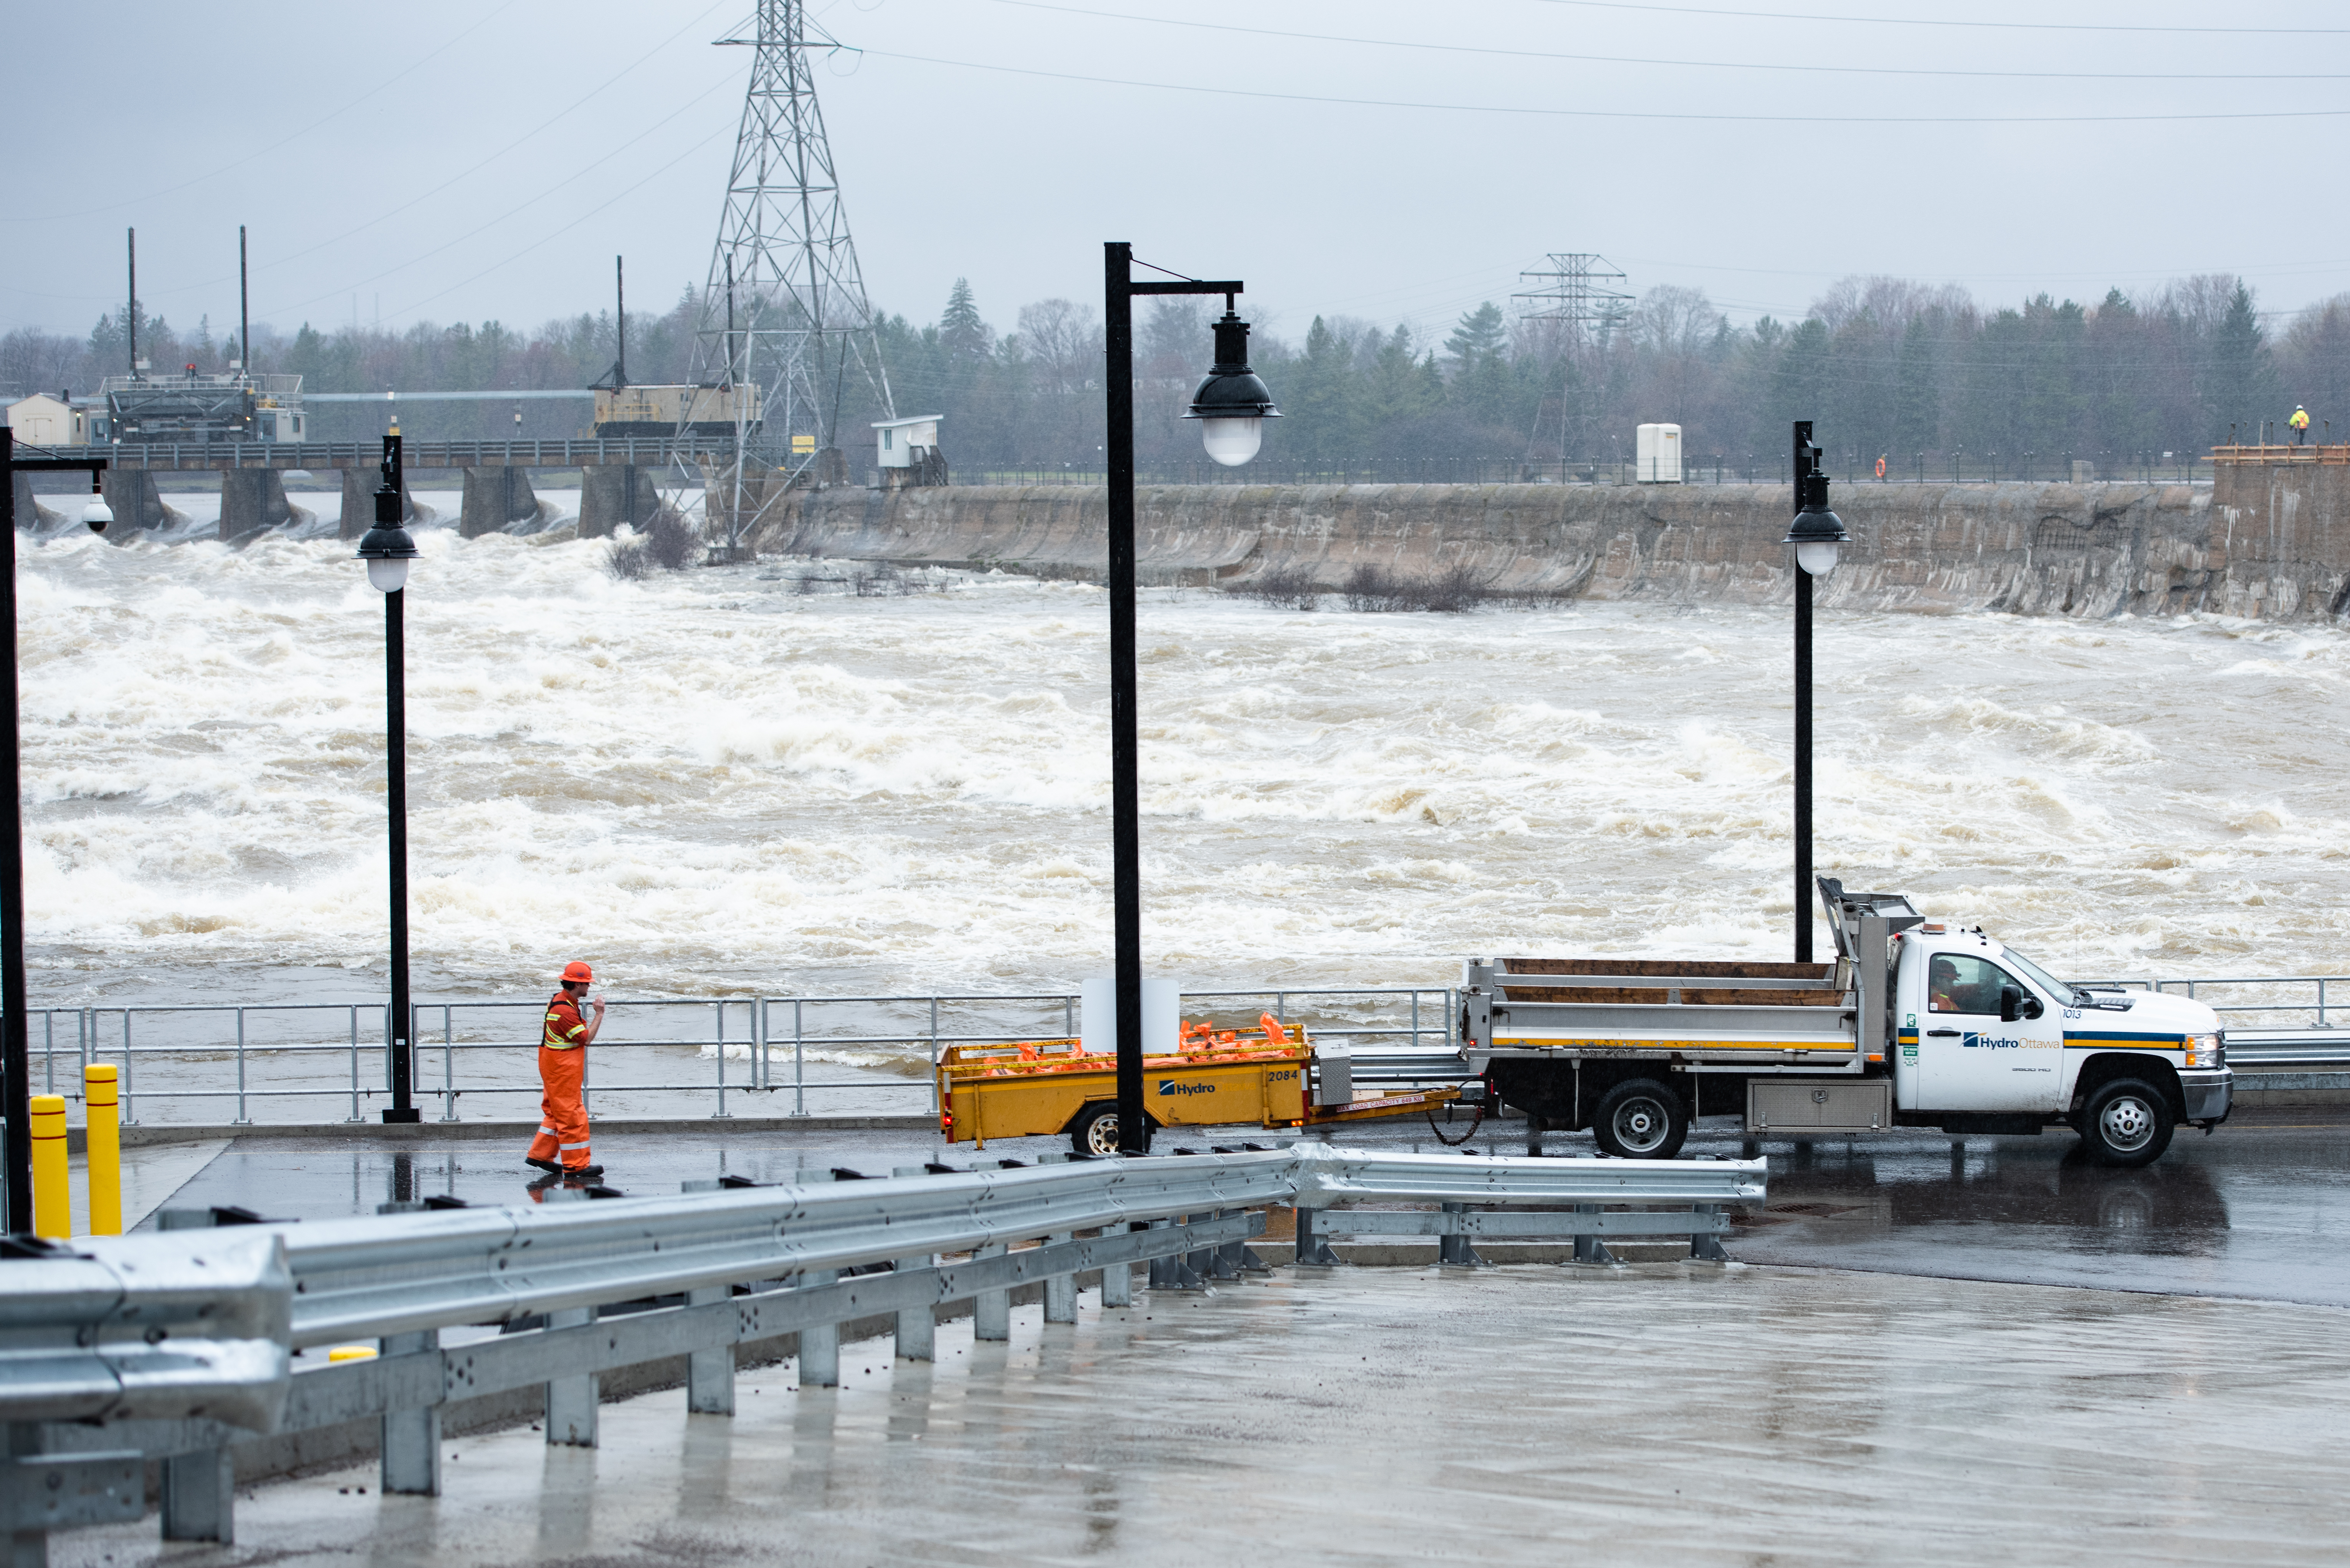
left=1200, top=416, right=1264, bottom=468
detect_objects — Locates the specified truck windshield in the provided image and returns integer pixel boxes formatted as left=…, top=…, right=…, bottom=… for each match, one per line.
left=1999, top=946, right=2084, bottom=1006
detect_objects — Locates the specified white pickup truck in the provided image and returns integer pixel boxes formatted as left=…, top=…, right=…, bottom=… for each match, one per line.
left=1460, top=879, right=2232, bottom=1167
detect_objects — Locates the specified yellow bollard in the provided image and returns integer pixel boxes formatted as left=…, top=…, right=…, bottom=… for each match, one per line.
left=85, top=1064, right=121, bottom=1236
left=29, top=1094, right=69, bottom=1239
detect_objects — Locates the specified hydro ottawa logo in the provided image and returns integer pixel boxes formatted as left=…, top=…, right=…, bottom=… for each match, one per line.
left=1961, top=1033, right=2025, bottom=1050
left=1156, top=1080, right=1217, bottom=1097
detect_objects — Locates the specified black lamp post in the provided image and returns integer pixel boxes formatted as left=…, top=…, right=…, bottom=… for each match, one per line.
left=356, top=434, right=422, bottom=1124
left=0, top=431, right=109, bottom=1233
left=1784, top=422, right=1849, bottom=966
left=1103, top=243, right=1277, bottom=1154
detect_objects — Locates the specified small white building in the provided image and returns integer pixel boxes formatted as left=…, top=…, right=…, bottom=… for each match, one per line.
left=873, top=415, right=942, bottom=469
left=1635, top=423, right=1682, bottom=483
left=6, top=394, right=75, bottom=447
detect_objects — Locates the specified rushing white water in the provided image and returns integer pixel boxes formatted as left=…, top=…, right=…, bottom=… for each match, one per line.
left=18, top=485, right=2350, bottom=1023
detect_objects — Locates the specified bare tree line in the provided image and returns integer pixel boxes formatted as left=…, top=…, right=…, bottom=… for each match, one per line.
left=7, top=270, right=2343, bottom=468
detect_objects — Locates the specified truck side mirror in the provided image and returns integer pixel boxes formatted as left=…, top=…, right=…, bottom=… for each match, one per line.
left=1999, top=987, right=2041, bottom=1023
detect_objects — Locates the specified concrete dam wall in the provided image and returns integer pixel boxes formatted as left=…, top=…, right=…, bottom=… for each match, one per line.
left=752, top=463, right=2350, bottom=620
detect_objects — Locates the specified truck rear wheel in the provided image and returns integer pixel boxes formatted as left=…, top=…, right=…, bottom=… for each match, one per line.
left=1592, top=1079, right=1688, bottom=1160
left=2080, top=1078, right=2173, bottom=1168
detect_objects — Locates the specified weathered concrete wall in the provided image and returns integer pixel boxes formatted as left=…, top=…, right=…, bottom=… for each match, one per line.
left=458, top=466, right=542, bottom=537
left=579, top=464, right=677, bottom=539
left=219, top=468, right=303, bottom=541
left=337, top=468, right=417, bottom=539
left=2206, top=461, right=2350, bottom=618
left=10, top=471, right=64, bottom=531
left=747, top=478, right=2282, bottom=616
left=97, top=470, right=184, bottom=539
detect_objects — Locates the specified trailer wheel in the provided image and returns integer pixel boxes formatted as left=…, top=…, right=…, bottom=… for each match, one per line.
left=1071, top=1102, right=1148, bottom=1157
left=2079, top=1078, right=2173, bottom=1168
left=1592, top=1079, right=1688, bottom=1159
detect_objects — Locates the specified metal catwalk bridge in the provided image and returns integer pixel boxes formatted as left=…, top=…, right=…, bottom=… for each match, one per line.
left=71, top=437, right=755, bottom=473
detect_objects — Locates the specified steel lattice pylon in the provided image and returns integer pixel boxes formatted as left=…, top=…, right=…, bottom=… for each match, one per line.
left=695, top=0, right=894, bottom=544
left=1513, top=253, right=1632, bottom=476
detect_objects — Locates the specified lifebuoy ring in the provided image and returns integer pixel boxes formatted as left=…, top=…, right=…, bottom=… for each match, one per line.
left=1874, top=456, right=1887, bottom=479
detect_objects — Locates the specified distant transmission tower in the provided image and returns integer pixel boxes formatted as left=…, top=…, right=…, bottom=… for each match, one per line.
left=695, top=0, right=894, bottom=544
left=1513, top=254, right=1632, bottom=477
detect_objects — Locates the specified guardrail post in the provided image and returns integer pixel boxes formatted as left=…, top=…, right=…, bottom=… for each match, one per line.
left=439, top=1006, right=457, bottom=1122
left=792, top=999, right=805, bottom=1118
left=971, top=1247, right=1010, bottom=1341
left=895, top=1255, right=936, bottom=1358
left=1437, top=1203, right=1486, bottom=1267
left=1571, top=1204, right=1617, bottom=1267
left=799, top=1271, right=842, bottom=1382
left=1218, top=1209, right=1269, bottom=1276
left=686, top=1287, right=735, bottom=1414
left=1293, top=1206, right=1342, bottom=1267
left=1043, top=1233, right=1077, bottom=1322
left=545, top=1307, right=598, bottom=1445
left=381, top=1329, right=442, bottom=1494
left=1690, top=1203, right=1728, bottom=1263
left=1101, top=1228, right=1136, bottom=1307
left=347, top=1006, right=362, bottom=1123
left=160, top=1447, right=235, bottom=1543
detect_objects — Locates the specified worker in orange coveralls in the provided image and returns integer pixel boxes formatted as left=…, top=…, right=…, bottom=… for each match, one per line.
left=526, top=960, right=606, bottom=1178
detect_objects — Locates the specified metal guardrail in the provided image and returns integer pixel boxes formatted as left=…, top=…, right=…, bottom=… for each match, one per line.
left=2080, top=976, right=2350, bottom=1071
left=0, top=1144, right=1764, bottom=1551
left=18, top=986, right=1469, bottom=1126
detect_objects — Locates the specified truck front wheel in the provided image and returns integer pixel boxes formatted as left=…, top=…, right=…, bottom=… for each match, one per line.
left=2080, top=1078, right=2174, bottom=1167
left=1592, top=1079, right=1688, bottom=1159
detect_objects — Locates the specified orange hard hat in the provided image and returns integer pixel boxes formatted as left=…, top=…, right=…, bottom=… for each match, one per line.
left=561, top=960, right=594, bottom=984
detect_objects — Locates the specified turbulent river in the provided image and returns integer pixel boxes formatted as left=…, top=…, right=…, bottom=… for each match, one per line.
left=20, top=486, right=2350, bottom=1018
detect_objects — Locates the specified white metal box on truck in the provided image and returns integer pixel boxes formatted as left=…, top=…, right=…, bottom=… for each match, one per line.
left=1635, top=423, right=1682, bottom=482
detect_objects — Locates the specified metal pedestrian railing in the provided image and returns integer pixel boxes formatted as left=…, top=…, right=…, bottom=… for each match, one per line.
left=0, top=1144, right=1766, bottom=1552
left=15, top=986, right=1466, bottom=1126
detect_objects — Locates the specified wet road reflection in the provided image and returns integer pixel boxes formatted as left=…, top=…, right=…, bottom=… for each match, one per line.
left=131, top=1111, right=2350, bottom=1306
left=1716, top=1114, right=2350, bottom=1306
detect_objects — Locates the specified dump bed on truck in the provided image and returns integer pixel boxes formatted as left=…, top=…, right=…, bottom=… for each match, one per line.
left=1465, top=957, right=1860, bottom=1068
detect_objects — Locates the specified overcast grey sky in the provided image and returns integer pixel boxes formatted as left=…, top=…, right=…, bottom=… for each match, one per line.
left=7, top=1, right=2345, bottom=348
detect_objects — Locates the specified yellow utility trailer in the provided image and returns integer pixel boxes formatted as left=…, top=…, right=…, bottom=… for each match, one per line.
left=938, top=1016, right=1461, bottom=1154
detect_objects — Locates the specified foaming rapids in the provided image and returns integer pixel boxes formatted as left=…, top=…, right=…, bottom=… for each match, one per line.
left=17, top=496, right=2350, bottom=1017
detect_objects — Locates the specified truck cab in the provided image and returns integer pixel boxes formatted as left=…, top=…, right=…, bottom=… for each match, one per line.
left=1886, top=910, right=2230, bottom=1165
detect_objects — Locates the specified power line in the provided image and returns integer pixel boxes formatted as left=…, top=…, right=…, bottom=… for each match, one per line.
left=1523, top=0, right=2350, bottom=35
left=0, top=1, right=526, bottom=226
left=858, top=48, right=2350, bottom=123
left=980, top=0, right=2350, bottom=80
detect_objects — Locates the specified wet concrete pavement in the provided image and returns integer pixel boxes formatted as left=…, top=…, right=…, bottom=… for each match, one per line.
left=55, top=1263, right=2350, bottom=1566
left=132, top=1108, right=2350, bottom=1306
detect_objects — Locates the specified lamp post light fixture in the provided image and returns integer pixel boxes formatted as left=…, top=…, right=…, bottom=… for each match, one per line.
left=356, top=433, right=423, bottom=1124
left=1103, top=243, right=1277, bottom=1153
left=1784, top=422, right=1849, bottom=966
left=1181, top=309, right=1280, bottom=467
left=0, top=431, right=109, bottom=1233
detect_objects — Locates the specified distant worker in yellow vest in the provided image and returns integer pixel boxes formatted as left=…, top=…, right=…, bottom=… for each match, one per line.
left=526, top=960, right=606, bottom=1178
left=2290, top=405, right=2311, bottom=445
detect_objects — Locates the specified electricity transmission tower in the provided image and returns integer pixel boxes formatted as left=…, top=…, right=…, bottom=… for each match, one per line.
left=694, top=0, right=894, bottom=544
left=1513, top=254, right=1632, bottom=478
